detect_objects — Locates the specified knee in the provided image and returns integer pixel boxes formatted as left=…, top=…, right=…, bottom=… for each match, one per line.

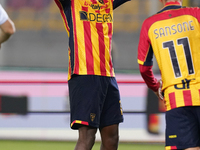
left=100, top=124, right=119, bottom=148
left=75, top=129, right=97, bottom=150
left=100, top=134, right=119, bottom=150
left=102, top=132, right=119, bottom=148
left=108, top=134, right=119, bottom=145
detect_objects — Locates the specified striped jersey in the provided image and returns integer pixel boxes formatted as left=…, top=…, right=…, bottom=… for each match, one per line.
left=55, top=0, right=129, bottom=80
left=138, top=2, right=200, bottom=111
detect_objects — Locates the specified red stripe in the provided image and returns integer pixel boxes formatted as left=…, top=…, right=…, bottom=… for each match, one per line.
left=71, top=0, right=79, bottom=74
left=107, top=23, right=113, bottom=76
left=149, top=114, right=158, bottom=124
left=91, top=0, right=97, bottom=4
left=81, top=121, right=89, bottom=126
left=169, top=92, right=177, bottom=109
left=82, top=6, right=88, bottom=12
left=84, top=21, right=94, bottom=74
left=183, top=90, right=192, bottom=106
left=170, top=146, right=177, bottom=149
left=105, top=8, right=110, bottom=13
left=96, top=23, right=106, bottom=76
left=95, top=10, right=100, bottom=14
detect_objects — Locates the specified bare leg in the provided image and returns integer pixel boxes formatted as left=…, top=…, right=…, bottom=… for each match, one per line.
left=74, top=126, right=97, bottom=150
left=99, top=124, right=119, bottom=150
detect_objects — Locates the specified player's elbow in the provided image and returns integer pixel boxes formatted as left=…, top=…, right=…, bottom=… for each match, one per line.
left=139, top=64, right=149, bottom=74
left=1, top=19, right=16, bottom=36
left=5, top=28, right=15, bottom=36
left=8, top=25, right=15, bottom=35
left=5, top=22, right=15, bottom=35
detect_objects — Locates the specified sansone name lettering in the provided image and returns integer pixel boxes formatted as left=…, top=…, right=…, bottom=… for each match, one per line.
left=154, top=21, right=194, bottom=39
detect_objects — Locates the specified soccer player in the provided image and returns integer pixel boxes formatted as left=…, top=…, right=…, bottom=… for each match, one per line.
left=0, top=4, right=15, bottom=48
left=138, top=0, right=200, bottom=150
left=54, top=0, right=129, bottom=149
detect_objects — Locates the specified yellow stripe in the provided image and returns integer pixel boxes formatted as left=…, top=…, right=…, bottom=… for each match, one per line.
left=119, top=100, right=123, bottom=115
left=138, top=59, right=144, bottom=65
left=92, top=22, right=101, bottom=75
left=165, top=92, right=171, bottom=111
left=75, top=120, right=82, bottom=124
left=104, top=23, right=110, bottom=76
left=70, top=120, right=82, bottom=127
left=165, top=146, right=172, bottom=150
left=74, top=0, right=87, bottom=74
left=191, top=86, right=200, bottom=105
left=176, top=90, right=184, bottom=108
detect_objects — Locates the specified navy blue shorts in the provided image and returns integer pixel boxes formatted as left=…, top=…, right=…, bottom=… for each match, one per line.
left=165, top=106, right=200, bottom=150
left=68, top=75, right=123, bottom=129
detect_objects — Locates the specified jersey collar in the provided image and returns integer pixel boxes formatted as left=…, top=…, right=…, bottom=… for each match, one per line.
left=157, top=1, right=182, bottom=14
left=165, top=1, right=181, bottom=7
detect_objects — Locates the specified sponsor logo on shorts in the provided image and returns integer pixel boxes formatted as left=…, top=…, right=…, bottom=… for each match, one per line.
left=90, top=113, right=96, bottom=122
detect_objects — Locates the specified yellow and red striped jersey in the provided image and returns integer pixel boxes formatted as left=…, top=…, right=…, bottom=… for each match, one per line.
left=138, top=2, right=200, bottom=111
left=55, top=0, right=129, bottom=80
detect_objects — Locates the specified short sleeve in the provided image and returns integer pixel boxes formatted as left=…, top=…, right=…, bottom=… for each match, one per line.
left=0, top=5, right=8, bottom=25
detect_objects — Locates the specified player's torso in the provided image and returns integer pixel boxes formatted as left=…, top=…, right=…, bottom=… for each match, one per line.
left=148, top=8, right=200, bottom=110
left=65, top=0, right=115, bottom=78
left=149, top=10, right=200, bottom=90
left=71, top=0, right=114, bottom=50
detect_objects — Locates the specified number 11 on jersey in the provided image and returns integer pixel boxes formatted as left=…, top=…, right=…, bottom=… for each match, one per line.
left=163, top=37, right=194, bottom=78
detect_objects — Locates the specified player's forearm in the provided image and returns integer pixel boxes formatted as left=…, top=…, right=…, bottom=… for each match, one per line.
left=139, top=64, right=159, bottom=92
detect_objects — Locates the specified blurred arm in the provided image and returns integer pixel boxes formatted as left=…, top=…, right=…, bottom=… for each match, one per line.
left=113, top=0, right=130, bottom=9
left=0, top=18, right=15, bottom=44
left=139, top=64, right=163, bottom=100
left=139, top=64, right=159, bottom=92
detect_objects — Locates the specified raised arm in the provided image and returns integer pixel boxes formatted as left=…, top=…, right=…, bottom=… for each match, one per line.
left=0, top=5, right=15, bottom=47
left=113, top=0, right=130, bottom=9
left=0, top=18, right=15, bottom=45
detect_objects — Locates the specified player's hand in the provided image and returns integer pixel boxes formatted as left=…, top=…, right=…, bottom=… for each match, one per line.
left=158, top=80, right=164, bottom=100
left=154, top=80, right=164, bottom=100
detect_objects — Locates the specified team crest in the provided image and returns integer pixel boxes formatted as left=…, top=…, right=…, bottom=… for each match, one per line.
left=90, top=113, right=96, bottom=122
